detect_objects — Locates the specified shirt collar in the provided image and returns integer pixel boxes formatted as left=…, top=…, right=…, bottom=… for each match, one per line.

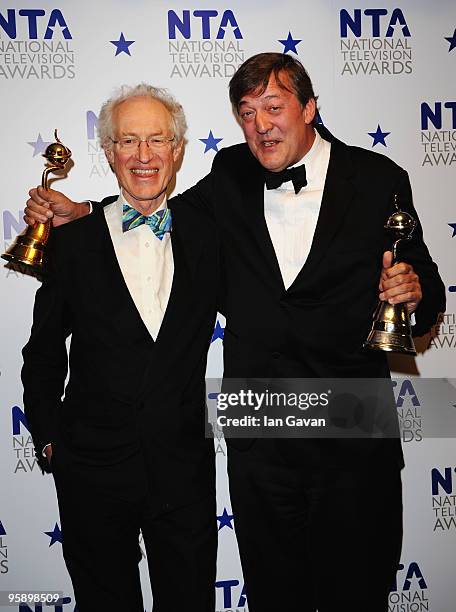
left=277, top=130, right=326, bottom=192
left=290, top=129, right=321, bottom=169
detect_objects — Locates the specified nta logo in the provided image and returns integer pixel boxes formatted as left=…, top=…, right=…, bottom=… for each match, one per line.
left=3, top=210, right=25, bottom=241
left=168, top=10, right=242, bottom=39
left=431, top=466, right=456, bottom=495
left=11, top=406, right=38, bottom=474
left=0, top=9, right=75, bottom=80
left=0, top=9, right=71, bottom=39
left=86, top=110, right=98, bottom=140
left=392, top=380, right=421, bottom=443
left=339, top=8, right=412, bottom=76
left=431, top=467, right=456, bottom=531
left=421, top=102, right=456, bottom=130
left=86, top=110, right=110, bottom=178
left=12, top=405, right=30, bottom=435
left=392, top=379, right=419, bottom=408
left=215, top=579, right=246, bottom=608
left=391, top=562, right=427, bottom=592
left=421, top=102, right=456, bottom=167
left=167, top=9, right=245, bottom=78
left=389, top=561, right=429, bottom=610
left=340, top=8, right=410, bottom=37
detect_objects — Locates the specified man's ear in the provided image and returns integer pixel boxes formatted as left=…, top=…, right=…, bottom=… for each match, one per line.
left=173, top=139, right=184, bottom=162
left=303, top=98, right=316, bottom=125
left=104, top=145, right=114, bottom=166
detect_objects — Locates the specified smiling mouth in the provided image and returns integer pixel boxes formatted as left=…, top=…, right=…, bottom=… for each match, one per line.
left=130, top=168, right=159, bottom=175
left=261, top=140, right=280, bottom=148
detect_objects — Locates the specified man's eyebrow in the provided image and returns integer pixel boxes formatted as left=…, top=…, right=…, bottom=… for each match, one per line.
left=119, top=130, right=165, bottom=136
left=239, top=93, right=282, bottom=106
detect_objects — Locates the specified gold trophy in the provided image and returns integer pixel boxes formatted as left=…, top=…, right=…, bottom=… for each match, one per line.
left=364, top=195, right=417, bottom=355
left=2, top=129, right=71, bottom=273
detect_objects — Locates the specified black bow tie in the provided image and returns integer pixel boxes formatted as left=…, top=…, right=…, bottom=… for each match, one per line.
left=264, top=164, right=307, bottom=194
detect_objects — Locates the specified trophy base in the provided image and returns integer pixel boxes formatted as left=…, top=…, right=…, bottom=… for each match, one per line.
left=364, top=300, right=416, bottom=356
left=363, top=329, right=416, bottom=356
left=2, top=235, right=45, bottom=271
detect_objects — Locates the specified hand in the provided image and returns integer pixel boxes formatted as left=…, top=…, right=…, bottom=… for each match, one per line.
left=379, top=251, right=422, bottom=314
left=44, top=444, right=53, bottom=464
left=24, top=186, right=90, bottom=227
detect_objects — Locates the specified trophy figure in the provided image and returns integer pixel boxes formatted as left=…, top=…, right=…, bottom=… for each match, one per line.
left=364, top=195, right=417, bottom=355
left=2, top=130, right=71, bottom=273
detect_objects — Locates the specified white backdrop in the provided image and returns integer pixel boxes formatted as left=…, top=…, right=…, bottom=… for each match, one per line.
left=1, top=1, right=455, bottom=610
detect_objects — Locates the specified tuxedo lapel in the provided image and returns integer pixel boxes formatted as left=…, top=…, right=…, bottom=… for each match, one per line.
left=287, top=136, right=356, bottom=291
left=153, top=209, right=206, bottom=345
left=82, top=206, right=157, bottom=343
left=240, top=155, right=285, bottom=289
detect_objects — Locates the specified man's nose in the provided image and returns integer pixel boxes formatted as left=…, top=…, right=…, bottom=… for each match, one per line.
left=255, top=111, right=272, bottom=134
left=137, top=140, right=156, bottom=163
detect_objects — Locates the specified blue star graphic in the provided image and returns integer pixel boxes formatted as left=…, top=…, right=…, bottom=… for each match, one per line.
left=278, top=31, right=302, bottom=54
left=110, top=32, right=135, bottom=56
left=211, top=320, right=225, bottom=342
left=0, top=521, right=6, bottom=536
left=368, top=124, right=391, bottom=147
left=45, top=523, right=62, bottom=546
left=28, top=133, right=51, bottom=157
left=445, top=29, right=456, bottom=52
left=448, top=223, right=456, bottom=237
left=217, top=508, right=234, bottom=531
left=199, top=130, right=223, bottom=153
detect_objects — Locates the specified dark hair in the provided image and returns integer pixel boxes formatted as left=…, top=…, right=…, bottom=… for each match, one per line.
left=229, top=52, right=317, bottom=122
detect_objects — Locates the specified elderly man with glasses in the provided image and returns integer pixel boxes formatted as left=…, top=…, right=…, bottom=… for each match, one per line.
left=21, top=84, right=218, bottom=612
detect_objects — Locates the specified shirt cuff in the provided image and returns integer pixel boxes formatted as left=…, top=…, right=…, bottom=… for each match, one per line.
left=82, top=200, right=93, bottom=214
left=410, top=312, right=416, bottom=326
left=42, top=443, right=52, bottom=457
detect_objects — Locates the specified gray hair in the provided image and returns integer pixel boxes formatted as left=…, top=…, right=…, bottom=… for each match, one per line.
left=98, top=83, right=187, bottom=150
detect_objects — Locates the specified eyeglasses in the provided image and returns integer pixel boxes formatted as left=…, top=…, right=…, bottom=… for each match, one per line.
left=110, top=136, right=175, bottom=151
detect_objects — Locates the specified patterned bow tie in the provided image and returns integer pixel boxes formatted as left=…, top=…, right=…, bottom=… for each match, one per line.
left=264, top=164, right=307, bottom=194
left=122, top=204, right=172, bottom=240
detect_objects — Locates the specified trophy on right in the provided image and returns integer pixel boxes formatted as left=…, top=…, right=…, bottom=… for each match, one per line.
left=364, top=194, right=417, bottom=355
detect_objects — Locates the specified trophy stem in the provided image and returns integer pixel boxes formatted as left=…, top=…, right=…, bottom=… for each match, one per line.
left=391, top=239, right=400, bottom=265
left=42, top=164, right=61, bottom=190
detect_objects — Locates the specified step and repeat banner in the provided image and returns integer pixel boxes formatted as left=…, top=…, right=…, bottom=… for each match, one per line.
left=1, top=1, right=455, bottom=610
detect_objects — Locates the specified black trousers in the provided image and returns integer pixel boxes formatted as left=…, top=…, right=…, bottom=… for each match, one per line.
left=52, top=443, right=217, bottom=612
left=228, top=439, right=403, bottom=612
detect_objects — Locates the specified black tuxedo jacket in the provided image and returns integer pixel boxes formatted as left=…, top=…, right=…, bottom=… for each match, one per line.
left=22, top=196, right=218, bottom=514
left=181, top=125, right=446, bottom=468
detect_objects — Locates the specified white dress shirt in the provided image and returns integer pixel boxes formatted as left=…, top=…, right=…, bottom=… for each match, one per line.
left=104, top=192, right=174, bottom=340
left=264, top=131, right=331, bottom=289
